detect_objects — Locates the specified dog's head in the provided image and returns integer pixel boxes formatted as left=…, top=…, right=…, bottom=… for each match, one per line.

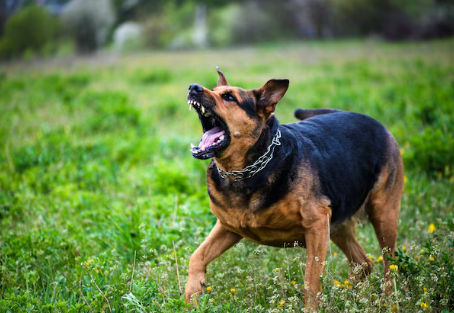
left=187, top=67, right=289, bottom=160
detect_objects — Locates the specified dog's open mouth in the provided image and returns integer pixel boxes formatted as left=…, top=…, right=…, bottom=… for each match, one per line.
left=187, top=96, right=230, bottom=160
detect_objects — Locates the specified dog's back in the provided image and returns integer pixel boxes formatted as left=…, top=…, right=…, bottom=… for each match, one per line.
left=285, top=111, right=396, bottom=226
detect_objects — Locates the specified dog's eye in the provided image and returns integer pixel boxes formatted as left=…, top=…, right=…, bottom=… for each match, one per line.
left=222, top=93, right=236, bottom=102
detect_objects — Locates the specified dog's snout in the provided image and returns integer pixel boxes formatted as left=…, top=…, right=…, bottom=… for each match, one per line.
left=189, top=84, right=203, bottom=95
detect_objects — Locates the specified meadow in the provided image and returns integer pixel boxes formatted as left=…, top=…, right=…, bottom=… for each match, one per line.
left=0, top=39, right=453, bottom=312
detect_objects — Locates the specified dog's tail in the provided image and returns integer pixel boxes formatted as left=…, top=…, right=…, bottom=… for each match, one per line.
left=294, top=108, right=341, bottom=121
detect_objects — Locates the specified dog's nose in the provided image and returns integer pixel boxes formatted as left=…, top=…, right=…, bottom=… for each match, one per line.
left=189, top=84, right=203, bottom=95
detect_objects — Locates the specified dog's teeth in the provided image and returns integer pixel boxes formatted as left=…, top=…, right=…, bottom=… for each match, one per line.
left=189, top=104, right=193, bottom=110
left=220, top=135, right=224, bottom=140
left=201, top=147, right=205, bottom=151
left=191, top=143, right=195, bottom=148
left=201, top=106, right=205, bottom=114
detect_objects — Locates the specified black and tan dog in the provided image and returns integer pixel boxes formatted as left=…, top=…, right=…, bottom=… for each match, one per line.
left=185, top=67, right=404, bottom=310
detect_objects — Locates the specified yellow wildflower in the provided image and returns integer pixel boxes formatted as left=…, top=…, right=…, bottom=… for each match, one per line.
left=423, top=287, right=427, bottom=292
left=333, top=252, right=338, bottom=257
left=414, top=255, right=419, bottom=260
left=334, top=280, right=342, bottom=288
left=377, top=255, right=383, bottom=263
left=429, top=256, right=435, bottom=262
left=278, top=299, right=285, bottom=307
left=206, top=286, right=212, bottom=292
left=273, top=268, right=280, bottom=273
left=389, top=264, right=398, bottom=272
left=291, top=280, right=297, bottom=285
left=230, top=288, right=236, bottom=293
left=344, top=280, right=352, bottom=289
left=428, top=224, right=435, bottom=234
left=402, top=246, right=406, bottom=252
left=420, top=302, right=429, bottom=308
left=404, top=176, right=408, bottom=184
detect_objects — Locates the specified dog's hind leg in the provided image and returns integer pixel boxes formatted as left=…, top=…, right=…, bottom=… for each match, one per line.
left=330, top=220, right=374, bottom=280
left=185, top=220, right=242, bottom=304
left=366, top=154, right=404, bottom=295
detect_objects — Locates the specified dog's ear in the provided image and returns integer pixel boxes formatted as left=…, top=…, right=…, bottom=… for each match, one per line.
left=254, top=79, right=289, bottom=119
left=216, top=66, right=230, bottom=87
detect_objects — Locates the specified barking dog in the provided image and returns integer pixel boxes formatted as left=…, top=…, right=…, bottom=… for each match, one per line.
left=184, top=67, right=404, bottom=310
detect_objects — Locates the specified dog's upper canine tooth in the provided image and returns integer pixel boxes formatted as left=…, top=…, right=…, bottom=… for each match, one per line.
left=201, top=106, right=205, bottom=114
left=220, top=135, right=224, bottom=140
left=189, top=104, right=193, bottom=111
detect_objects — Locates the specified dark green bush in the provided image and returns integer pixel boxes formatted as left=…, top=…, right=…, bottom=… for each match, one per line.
left=0, top=6, right=60, bottom=59
left=405, top=127, right=454, bottom=176
left=403, top=97, right=454, bottom=176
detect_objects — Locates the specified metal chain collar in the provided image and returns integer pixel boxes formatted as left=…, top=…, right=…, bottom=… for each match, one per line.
left=215, top=129, right=282, bottom=181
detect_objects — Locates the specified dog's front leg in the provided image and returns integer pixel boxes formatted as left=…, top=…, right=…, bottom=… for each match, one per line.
left=185, top=220, right=242, bottom=304
left=304, top=218, right=329, bottom=312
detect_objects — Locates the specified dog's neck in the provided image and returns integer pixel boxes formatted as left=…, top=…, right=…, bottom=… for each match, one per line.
left=213, top=116, right=280, bottom=177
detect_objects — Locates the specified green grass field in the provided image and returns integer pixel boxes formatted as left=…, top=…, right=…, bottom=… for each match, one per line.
left=1, top=39, right=454, bottom=312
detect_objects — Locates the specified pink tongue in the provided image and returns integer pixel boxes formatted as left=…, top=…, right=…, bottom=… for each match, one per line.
left=199, top=126, right=225, bottom=149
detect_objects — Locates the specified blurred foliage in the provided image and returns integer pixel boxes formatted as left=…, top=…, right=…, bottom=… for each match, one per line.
left=0, top=5, right=61, bottom=59
left=60, top=0, right=115, bottom=53
left=333, top=0, right=454, bottom=39
left=135, top=0, right=454, bottom=50
left=1, top=0, right=453, bottom=58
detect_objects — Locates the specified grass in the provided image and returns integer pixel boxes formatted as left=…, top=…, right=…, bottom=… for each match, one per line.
left=0, top=39, right=453, bottom=312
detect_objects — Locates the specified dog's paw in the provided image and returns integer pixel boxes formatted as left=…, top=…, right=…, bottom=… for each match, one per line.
left=184, top=278, right=206, bottom=305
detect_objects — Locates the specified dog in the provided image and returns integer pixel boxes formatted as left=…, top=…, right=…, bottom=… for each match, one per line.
left=184, top=67, right=404, bottom=311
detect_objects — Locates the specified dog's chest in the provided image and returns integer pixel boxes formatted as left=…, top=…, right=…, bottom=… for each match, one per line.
left=208, top=188, right=307, bottom=246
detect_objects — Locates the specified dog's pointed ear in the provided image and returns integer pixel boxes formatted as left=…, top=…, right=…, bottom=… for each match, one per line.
left=216, top=66, right=230, bottom=87
left=254, top=79, right=289, bottom=119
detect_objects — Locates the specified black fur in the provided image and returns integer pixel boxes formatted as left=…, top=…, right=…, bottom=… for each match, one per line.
left=237, top=91, right=259, bottom=120
left=209, top=112, right=389, bottom=226
left=294, top=108, right=341, bottom=120
left=289, top=112, right=388, bottom=225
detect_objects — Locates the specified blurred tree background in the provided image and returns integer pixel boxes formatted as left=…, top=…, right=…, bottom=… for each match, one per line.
left=0, top=0, right=453, bottom=59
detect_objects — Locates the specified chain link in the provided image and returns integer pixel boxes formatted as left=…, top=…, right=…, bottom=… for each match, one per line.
left=216, top=129, right=282, bottom=181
